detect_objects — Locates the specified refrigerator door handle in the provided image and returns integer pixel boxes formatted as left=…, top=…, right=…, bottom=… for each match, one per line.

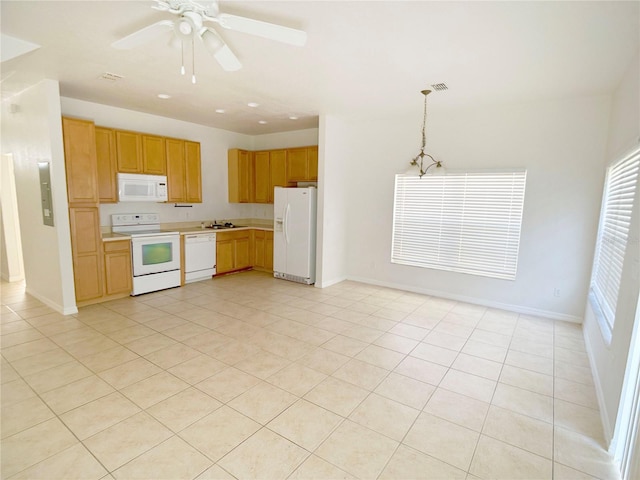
left=284, top=203, right=291, bottom=244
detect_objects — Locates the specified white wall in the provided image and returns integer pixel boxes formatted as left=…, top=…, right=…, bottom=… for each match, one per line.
left=252, top=129, right=319, bottom=150
left=583, top=50, right=640, bottom=442
left=0, top=154, right=25, bottom=282
left=336, top=94, right=611, bottom=321
left=315, top=115, right=349, bottom=287
left=1, top=80, right=77, bottom=313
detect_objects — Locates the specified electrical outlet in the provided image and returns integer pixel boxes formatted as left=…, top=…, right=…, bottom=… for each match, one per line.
left=553, top=288, right=561, bottom=298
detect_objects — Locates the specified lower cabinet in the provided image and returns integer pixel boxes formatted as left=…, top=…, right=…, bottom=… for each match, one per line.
left=69, top=207, right=103, bottom=303
left=103, top=240, right=132, bottom=297
left=252, top=230, right=274, bottom=272
left=216, top=230, right=251, bottom=275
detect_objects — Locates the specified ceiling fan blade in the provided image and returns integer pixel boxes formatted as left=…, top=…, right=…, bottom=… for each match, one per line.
left=111, top=20, right=174, bottom=49
left=216, top=13, right=306, bottom=46
left=213, top=44, right=242, bottom=72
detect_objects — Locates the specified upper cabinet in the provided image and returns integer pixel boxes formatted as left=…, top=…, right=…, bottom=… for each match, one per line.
left=115, top=130, right=143, bottom=173
left=228, top=146, right=317, bottom=204
left=253, top=151, right=271, bottom=203
left=270, top=149, right=288, bottom=198
left=116, top=130, right=169, bottom=176
left=95, top=127, right=118, bottom=203
left=228, top=149, right=254, bottom=203
left=286, top=146, right=318, bottom=183
left=62, top=117, right=99, bottom=205
left=141, top=135, right=167, bottom=175
left=184, top=141, right=202, bottom=203
left=167, top=138, right=202, bottom=203
left=94, top=126, right=201, bottom=204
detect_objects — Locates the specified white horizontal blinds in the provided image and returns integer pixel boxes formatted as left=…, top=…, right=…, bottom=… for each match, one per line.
left=392, top=171, right=527, bottom=280
left=591, top=148, right=640, bottom=328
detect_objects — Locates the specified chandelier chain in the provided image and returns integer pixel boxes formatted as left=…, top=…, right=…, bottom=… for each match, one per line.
left=420, top=90, right=428, bottom=152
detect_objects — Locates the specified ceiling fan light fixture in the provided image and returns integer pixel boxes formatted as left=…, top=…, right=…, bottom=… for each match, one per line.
left=200, top=28, right=224, bottom=54
left=178, top=21, right=192, bottom=35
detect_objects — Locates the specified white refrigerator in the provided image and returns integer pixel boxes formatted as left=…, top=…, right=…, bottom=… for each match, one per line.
left=273, top=187, right=317, bottom=285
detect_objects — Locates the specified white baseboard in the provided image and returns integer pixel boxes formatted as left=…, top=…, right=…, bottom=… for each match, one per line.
left=25, top=287, right=78, bottom=315
left=1, top=272, right=24, bottom=282
left=346, top=275, right=583, bottom=323
left=316, top=276, right=348, bottom=289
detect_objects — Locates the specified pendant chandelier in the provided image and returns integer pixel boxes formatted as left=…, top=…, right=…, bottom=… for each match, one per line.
left=409, top=89, right=443, bottom=177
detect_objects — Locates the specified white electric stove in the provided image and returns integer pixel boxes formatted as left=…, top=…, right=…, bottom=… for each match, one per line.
left=111, top=213, right=181, bottom=295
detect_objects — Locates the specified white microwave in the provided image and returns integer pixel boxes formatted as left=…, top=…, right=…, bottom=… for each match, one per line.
left=117, top=173, right=168, bottom=202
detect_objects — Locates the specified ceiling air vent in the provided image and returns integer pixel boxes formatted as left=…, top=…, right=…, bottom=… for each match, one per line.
left=431, top=83, right=448, bottom=91
left=99, top=72, right=123, bottom=82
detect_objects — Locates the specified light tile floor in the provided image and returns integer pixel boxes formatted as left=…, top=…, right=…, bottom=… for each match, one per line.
left=1, top=272, right=619, bottom=479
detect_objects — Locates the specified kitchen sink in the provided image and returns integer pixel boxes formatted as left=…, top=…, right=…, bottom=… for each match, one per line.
left=206, top=224, right=246, bottom=229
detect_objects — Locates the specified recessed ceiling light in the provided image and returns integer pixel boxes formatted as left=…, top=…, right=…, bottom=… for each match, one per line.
left=157, top=94, right=171, bottom=99
left=289, top=115, right=299, bottom=120
left=215, top=109, right=225, bottom=114
left=258, top=120, right=267, bottom=124
left=247, top=102, right=259, bottom=108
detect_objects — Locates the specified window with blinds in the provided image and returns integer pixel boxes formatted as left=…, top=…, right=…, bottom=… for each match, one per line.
left=392, top=170, right=527, bottom=280
left=590, top=147, right=640, bottom=331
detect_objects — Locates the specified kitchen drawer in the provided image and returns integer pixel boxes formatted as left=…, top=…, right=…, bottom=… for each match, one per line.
left=216, top=230, right=250, bottom=242
left=103, top=239, right=130, bottom=252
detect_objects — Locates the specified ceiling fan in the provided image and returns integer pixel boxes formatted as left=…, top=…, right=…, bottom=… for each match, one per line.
left=111, top=0, right=307, bottom=75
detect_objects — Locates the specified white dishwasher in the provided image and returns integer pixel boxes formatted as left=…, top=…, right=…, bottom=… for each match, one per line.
left=184, top=232, right=216, bottom=283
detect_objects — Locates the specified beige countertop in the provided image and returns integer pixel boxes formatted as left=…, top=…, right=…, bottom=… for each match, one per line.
left=101, top=221, right=273, bottom=240
left=176, top=224, right=274, bottom=235
left=102, top=232, right=130, bottom=241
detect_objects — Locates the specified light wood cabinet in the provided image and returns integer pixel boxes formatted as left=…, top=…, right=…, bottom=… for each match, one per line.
left=142, top=135, right=166, bottom=175
left=63, top=117, right=106, bottom=306
left=252, top=230, right=274, bottom=272
left=69, top=207, right=103, bottom=302
left=228, top=146, right=316, bottom=204
left=185, top=141, right=202, bottom=203
left=228, top=149, right=253, bottom=203
left=286, top=146, right=318, bottom=182
left=287, top=147, right=309, bottom=182
left=166, top=138, right=185, bottom=202
left=63, top=117, right=99, bottom=205
left=215, top=230, right=252, bottom=274
left=253, top=151, right=271, bottom=203
left=167, top=139, right=202, bottom=203
left=270, top=149, right=289, bottom=200
left=103, top=240, right=132, bottom=296
left=308, top=146, right=318, bottom=181
left=115, top=130, right=143, bottom=173
left=95, top=127, right=118, bottom=203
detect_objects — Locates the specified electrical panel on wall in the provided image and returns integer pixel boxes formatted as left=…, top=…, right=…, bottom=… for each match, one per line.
left=38, top=161, right=54, bottom=226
